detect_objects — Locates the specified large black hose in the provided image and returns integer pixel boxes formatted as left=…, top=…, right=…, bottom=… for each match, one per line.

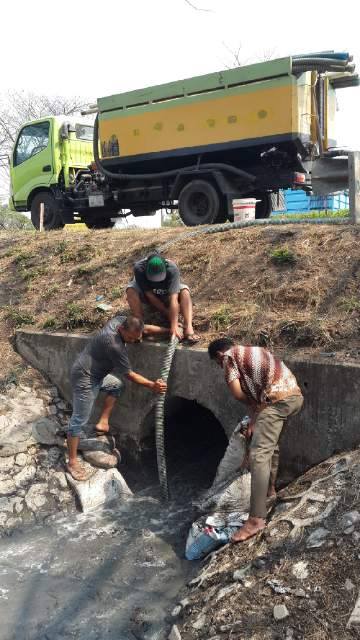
left=93, top=115, right=255, bottom=184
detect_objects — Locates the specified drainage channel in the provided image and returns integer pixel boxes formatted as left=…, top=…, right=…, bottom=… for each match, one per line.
left=0, top=399, right=228, bottom=640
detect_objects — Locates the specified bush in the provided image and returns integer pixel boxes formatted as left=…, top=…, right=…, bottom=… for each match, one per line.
left=5, top=306, right=35, bottom=327
left=270, top=246, right=296, bottom=265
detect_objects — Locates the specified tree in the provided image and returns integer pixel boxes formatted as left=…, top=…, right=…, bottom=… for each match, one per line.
left=0, top=90, right=90, bottom=199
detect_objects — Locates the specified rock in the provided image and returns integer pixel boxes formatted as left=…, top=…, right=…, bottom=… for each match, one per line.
left=0, top=393, right=44, bottom=455
left=344, top=526, right=355, bottom=535
left=52, top=471, right=68, bottom=490
left=0, top=456, right=14, bottom=472
left=48, top=387, right=59, bottom=399
left=293, top=588, right=306, bottom=598
left=6, top=517, right=22, bottom=528
left=14, top=465, right=36, bottom=488
left=233, top=564, right=252, bottom=581
left=345, top=579, right=355, bottom=591
left=32, top=418, right=62, bottom=446
left=78, top=435, right=114, bottom=454
left=273, top=604, right=290, bottom=621
left=267, top=579, right=290, bottom=595
left=353, top=532, right=360, bottom=543
left=82, top=450, right=118, bottom=469
left=56, top=491, right=72, bottom=504
left=25, top=483, right=48, bottom=510
left=55, top=401, right=67, bottom=411
left=19, top=385, right=31, bottom=393
left=47, top=447, right=62, bottom=465
left=179, top=598, right=190, bottom=608
left=66, top=467, right=132, bottom=512
left=13, top=498, right=24, bottom=514
left=306, top=527, right=330, bottom=548
left=168, top=625, right=182, bottom=640
left=171, top=605, right=182, bottom=617
left=285, top=628, right=295, bottom=640
left=0, top=513, right=8, bottom=526
left=340, top=511, right=360, bottom=530
left=216, top=584, right=238, bottom=601
left=192, top=614, right=206, bottom=630
left=47, top=405, right=58, bottom=416
left=0, top=496, right=14, bottom=512
left=0, top=479, right=16, bottom=496
left=347, top=592, right=360, bottom=628
left=252, top=557, right=267, bottom=569
left=292, top=561, right=309, bottom=580
left=15, top=453, right=28, bottom=466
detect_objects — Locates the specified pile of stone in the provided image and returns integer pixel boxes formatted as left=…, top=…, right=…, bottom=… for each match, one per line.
left=0, top=383, right=74, bottom=533
left=0, top=380, right=131, bottom=533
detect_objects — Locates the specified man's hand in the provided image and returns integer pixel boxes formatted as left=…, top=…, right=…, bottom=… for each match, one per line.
left=171, top=324, right=183, bottom=340
left=246, top=420, right=255, bottom=440
left=152, top=379, right=167, bottom=394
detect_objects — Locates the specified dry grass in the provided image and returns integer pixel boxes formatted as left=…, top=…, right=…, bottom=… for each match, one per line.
left=0, top=224, right=359, bottom=384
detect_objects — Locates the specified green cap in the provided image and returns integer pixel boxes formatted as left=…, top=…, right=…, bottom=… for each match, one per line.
left=146, top=255, right=167, bottom=282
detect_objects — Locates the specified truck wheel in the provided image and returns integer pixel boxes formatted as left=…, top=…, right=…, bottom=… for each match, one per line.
left=31, top=192, right=64, bottom=230
left=252, top=191, right=272, bottom=219
left=85, top=218, right=115, bottom=229
left=178, top=180, right=219, bottom=226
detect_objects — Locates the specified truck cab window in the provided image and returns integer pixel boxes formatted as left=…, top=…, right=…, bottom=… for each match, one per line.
left=14, top=121, right=50, bottom=166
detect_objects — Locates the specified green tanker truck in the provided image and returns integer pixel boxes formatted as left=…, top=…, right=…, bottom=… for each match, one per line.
left=9, top=52, right=359, bottom=229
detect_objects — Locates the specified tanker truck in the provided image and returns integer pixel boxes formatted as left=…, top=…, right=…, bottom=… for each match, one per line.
left=9, top=52, right=359, bottom=229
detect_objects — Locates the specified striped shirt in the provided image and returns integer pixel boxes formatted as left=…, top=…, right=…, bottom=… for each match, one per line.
left=222, top=345, right=302, bottom=405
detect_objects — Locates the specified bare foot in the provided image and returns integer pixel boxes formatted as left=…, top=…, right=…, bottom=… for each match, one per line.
left=66, top=462, right=91, bottom=481
left=231, top=517, right=266, bottom=543
left=96, top=421, right=110, bottom=434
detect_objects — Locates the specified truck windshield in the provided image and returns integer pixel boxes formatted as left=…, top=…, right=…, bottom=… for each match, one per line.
left=75, top=124, right=93, bottom=141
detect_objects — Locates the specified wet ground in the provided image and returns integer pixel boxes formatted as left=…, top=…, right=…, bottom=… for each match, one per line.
left=0, top=487, right=196, bottom=640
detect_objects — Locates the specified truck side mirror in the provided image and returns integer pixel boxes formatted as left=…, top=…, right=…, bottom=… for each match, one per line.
left=59, top=123, right=69, bottom=140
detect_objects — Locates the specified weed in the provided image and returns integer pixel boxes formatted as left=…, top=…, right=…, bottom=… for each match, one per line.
left=210, top=305, right=233, bottom=331
left=42, top=317, right=57, bottom=330
left=270, top=246, right=296, bottom=265
left=41, top=284, right=60, bottom=300
left=13, top=251, right=35, bottom=265
left=5, top=306, right=35, bottom=327
left=64, top=302, right=86, bottom=330
left=54, top=240, right=69, bottom=255
left=110, top=286, right=123, bottom=300
left=58, top=242, right=97, bottom=264
left=338, top=297, right=360, bottom=312
left=0, top=365, right=26, bottom=392
left=20, top=266, right=48, bottom=282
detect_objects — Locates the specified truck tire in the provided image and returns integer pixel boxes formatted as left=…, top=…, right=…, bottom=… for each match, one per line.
left=252, top=191, right=272, bottom=219
left=178, top=180, right=220, bottom=226
left=85, top=218, right=115, bottom=229
left=31, top=192, right=64, bottom=230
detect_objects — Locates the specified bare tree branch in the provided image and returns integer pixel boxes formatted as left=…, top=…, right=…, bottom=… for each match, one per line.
left=184, top=0, right=212, bottom=12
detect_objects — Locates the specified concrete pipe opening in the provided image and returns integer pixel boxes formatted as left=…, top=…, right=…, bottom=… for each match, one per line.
left=136, top=396, right=228, bottom=499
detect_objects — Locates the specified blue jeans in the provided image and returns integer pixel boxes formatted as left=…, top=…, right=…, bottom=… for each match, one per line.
left=68, top=370, right=125, bottom=437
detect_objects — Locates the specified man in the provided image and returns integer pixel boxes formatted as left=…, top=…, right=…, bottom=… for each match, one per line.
left=126, top=253, right=200, bottom=344
left=208, top=337, right=303, bottom=542
left=67, top=315, right=167, bottom=481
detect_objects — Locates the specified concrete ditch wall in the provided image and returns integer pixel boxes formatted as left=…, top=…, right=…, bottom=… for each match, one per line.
left=16, top=329, right=360, bottom=481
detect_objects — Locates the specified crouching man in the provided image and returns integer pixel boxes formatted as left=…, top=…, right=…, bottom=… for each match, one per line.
left=67, top=315, right=166, bottom=481
left=208, top=337, right=303, bottom=542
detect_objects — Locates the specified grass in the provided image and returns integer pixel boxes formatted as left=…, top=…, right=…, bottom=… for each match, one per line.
left=270, top=246, right=296, bottom=265
left=272, top=209, right=349, bottom=221
left=41, top=284, right=60, bottom=300
left=5, top=306, right=35, bottom=328
left=13, top=251, right=35, bottom=265
left=110, top=286, right=123, bottom=300
left=338, top=297, right=360, bottom=313
left=210, top=305, right=233, bottom=331
left=42, top=317, right=58, bottom=330
left=63, top=302, right=87, bottom=330
left=56, top=241, right=98, bottom=264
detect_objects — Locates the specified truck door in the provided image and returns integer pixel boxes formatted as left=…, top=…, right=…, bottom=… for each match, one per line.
left=10, top=120, right=54, bottom=208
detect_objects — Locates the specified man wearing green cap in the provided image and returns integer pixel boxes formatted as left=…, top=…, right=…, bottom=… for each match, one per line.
left=126, top=253, right=199, bottom=344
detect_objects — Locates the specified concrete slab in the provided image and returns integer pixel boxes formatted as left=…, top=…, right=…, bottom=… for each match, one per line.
left=66, top=467, right=133, bottom=512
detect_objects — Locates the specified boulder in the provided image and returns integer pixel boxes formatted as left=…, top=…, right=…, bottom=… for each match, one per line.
left=32, top=418, right=63, bottom=446
left=82, top=450, right=119, bottom=469
left=25, top=483, right=48, bottom=511
left=66, top=467, right=132, bottom=512
left=14, top=465, right=36, bottom=488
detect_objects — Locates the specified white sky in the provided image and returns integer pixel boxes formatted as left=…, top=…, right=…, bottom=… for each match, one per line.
left=1, top=0, right=360, bottom=207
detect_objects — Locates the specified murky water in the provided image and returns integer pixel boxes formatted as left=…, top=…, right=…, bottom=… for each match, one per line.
left=0, top=485, right=197, bottom=640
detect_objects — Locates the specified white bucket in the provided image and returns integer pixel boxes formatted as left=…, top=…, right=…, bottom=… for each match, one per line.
left=232, top=198, right=256, bottom=222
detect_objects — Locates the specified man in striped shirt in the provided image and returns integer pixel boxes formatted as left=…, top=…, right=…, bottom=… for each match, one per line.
left=208, top=337, right=303, bottom=543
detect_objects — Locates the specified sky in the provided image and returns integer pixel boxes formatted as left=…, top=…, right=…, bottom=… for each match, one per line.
left=1, top=0, right=360, bottom=206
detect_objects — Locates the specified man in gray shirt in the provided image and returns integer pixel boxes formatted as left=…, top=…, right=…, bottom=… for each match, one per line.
left=67, top=315, right=166, bottom=481
left=126, top=253, right=200, bottom=344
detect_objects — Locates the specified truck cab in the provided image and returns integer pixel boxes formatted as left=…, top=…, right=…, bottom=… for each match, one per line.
left=10, top=116, right=93, bottom=229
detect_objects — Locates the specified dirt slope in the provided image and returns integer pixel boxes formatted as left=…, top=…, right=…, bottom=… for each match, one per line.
left=0, top=223, right=359, bottom=385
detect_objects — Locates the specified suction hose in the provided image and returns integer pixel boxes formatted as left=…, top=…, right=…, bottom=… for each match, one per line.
left=155, top=335, right=179, bottom=501
left=93, top=115, right=255, bottom=184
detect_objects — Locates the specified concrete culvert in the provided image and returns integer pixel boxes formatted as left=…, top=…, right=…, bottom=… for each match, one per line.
left=137, top=397, right=228, bottom=500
